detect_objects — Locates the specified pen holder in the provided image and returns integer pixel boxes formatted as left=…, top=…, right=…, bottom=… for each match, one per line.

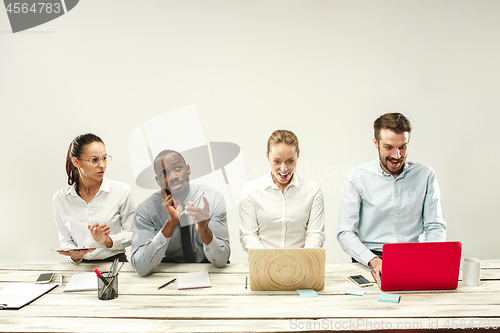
left=97, top=272, right=118, bottom=300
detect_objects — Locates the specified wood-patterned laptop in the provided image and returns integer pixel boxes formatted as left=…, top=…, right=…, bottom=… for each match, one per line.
left=248, top=248, right=326, bottom=291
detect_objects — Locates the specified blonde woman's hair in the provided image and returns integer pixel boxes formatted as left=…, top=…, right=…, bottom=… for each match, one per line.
left=266, top=130, right=300, bottom=154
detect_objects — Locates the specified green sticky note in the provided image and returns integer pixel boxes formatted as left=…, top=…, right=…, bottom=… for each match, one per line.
left=378, top=292, right=400, bottom=304
left=345, top=289, right=366, bottom=296
left=297, top=289, right=318, bottom=298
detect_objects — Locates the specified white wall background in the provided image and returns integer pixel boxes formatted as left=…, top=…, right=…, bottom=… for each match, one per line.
left=1, top=0, right=499, bottom=264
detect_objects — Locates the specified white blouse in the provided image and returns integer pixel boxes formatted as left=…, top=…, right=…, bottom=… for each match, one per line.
left=239, top=172, right=325, bottom=252
left=52, top=177, right=135, bottom=260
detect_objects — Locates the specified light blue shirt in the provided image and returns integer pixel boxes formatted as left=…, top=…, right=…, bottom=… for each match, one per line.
left=337, top=159, right=447, bottom=266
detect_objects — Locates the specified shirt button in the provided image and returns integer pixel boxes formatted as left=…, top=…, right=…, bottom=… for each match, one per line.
left=395, top=214, right=398, bottom=217
left=395, top=231, right=398, bottom=234
left=395, top=198, right=398, bottom=200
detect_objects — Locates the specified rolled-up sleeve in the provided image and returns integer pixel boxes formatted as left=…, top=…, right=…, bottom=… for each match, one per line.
left=53, top=196, right=77, bottom=249
left=239, top=184, right=265, bottom=252
left=304, top=186, right=325, bottom=248
left=422, top=169, right=447, bottom=242
left=204, top=193, right=230, bottom=267
left=131, top=206, right=170, bottom=277
left=337, top=176, right=377, bottom=266
left=109, top=185, right=135, bottom=251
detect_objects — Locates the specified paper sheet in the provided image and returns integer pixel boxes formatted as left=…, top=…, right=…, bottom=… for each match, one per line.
left=297, top=289, right=318, bottom=298
left=64, top=273, right=97, bottom=292
left=378, top=292, right=400, bottom=304
left=345, top=289, right=366, bottom=296
left=178, top=271, right=211, bottom=289
left=0, top=283, right=57, bottom=309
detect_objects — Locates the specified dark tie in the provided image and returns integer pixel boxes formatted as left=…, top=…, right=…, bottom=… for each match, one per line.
left=180, top=204, right=196, bottom=263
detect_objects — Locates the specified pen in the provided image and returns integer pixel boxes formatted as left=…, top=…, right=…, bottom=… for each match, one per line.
left=158, top=278, right=176, bottom=290
left=99, top=259, right=121, bottom=298
left=179, top=192, right=205, bottom=216
left=94, top=268, right=109, bottom=286
left=245, top=276, right=248, bottom=289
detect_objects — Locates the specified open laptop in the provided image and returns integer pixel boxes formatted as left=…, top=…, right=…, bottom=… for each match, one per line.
left=248, top=248, right=325, bottom=291
left=372, top=241, right=462, bottom=291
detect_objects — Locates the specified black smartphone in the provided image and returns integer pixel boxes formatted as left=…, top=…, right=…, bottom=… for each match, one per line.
left=35, top=273, right=55, bottom=284
left=348, top=274, right=373, bottom=287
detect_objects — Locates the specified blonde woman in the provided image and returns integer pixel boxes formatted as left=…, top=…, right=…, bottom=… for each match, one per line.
left=239, top=130, right=325, bottom=251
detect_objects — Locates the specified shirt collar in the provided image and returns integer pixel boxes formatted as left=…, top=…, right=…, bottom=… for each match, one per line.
left=374, top=159, right=410, bottom=180
left=65, top=177, right=109, bottom=196
left=181, top=184, right=201, bottom=206
left=100, top=177, right=110, bottom=192
left=66, top=184, right=77, bottom=196
left=264, top=171, right=300, bottom=190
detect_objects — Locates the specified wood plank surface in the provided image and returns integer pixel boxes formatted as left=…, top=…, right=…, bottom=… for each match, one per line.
left=2, top=317, right=499, bottom=333
left=2, top=278, right=499, bottom=297
left=0, top=261, right=499, bottom=332
left=2, top=261, right=500, bottom=275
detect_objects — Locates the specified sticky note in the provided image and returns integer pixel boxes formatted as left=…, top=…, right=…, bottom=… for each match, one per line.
left=378, top=292, right=400, bottom=304
left=297, top=289, right=318, bottom=298
left=345, top=289, right=366, bottom=296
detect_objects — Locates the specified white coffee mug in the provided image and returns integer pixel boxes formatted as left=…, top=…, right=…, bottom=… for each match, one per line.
left=462, top=257, right=481, bottom=287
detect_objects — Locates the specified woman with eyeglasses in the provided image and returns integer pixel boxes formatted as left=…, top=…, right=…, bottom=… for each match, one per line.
left=52, top=133, right=135, bottom=263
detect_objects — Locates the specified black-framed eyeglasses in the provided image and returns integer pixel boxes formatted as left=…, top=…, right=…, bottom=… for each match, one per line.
left=79, top=155, right=112, bottom=166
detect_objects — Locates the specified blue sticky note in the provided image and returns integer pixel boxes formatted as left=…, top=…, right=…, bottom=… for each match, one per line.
left=378, top=292, right=400, bottom=304
left=345, top=289, right=366, bottom=296
left=297, top=289, right=318, bottom=298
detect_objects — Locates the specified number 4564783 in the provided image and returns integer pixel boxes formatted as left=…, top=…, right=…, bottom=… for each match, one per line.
left=5, top=3, right=61, bottom=14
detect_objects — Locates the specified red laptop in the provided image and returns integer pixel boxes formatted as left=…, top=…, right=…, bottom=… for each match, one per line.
left=374, top=241, right=462, bottom=291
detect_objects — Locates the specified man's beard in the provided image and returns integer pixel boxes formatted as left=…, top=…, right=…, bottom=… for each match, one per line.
left=379, top=150, right=404, bottom=176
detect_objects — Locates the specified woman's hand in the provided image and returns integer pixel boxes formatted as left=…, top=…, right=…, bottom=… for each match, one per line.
left=88, top=223, right=113, bottom=248
left=57, top=248, right=95, bottom=262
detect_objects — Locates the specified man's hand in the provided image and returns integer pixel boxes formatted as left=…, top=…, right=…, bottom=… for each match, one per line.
left=160, top=190, right=180, bottom=238
left=88, top=223, right=113, bottom=247
left=185, top=196, right=213, bottom=245
left=369, top=257, right=383, bottom=281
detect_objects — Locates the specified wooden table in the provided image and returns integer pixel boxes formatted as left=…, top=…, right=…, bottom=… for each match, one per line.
left=0, top=261, right=499, bottom=332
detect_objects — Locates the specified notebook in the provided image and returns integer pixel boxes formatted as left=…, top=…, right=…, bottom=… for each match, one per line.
left=64, top=273, right=98, bottom=292
left=177, top=271, right=212, bottom=289
left=374, top=241, right=462, bottom=291
left=0, top=283, right=58, bottom=309
left=248, top=248, right=326, bottom=291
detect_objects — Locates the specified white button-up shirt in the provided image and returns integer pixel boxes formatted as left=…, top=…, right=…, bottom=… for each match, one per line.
left=239, top=172, right=325, bottom=251
left=52, top=177, right=135, bottom=260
